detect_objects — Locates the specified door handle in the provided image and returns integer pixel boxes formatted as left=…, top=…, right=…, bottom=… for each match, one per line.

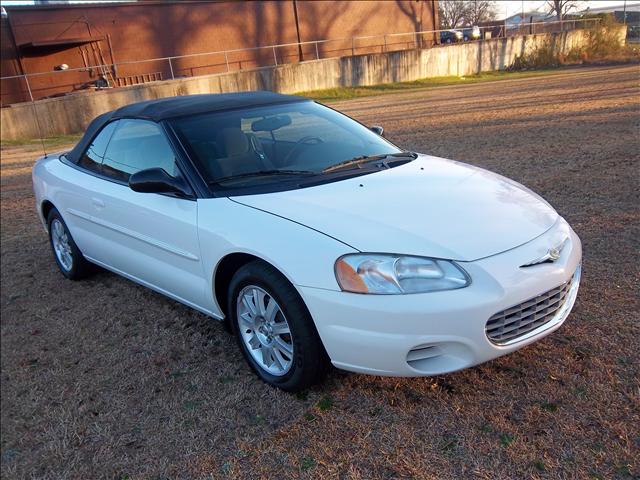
left=91, top=197, right=105, bottom=209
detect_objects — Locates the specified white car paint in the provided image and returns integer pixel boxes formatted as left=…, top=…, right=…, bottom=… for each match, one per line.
left=32, top=151, right=581, bottom=377
left=233, top=155, right=559, bottom=261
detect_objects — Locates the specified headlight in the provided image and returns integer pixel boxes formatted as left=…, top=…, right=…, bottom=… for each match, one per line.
left=335, top=254, right=470, bottom=294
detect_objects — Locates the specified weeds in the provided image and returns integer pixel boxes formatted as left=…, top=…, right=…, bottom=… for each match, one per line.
left=510, top=19, right=638, bottom=71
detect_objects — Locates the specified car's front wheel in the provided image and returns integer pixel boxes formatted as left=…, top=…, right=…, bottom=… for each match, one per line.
left=47, top=207, right=92, bottom=280
left=228, top=260, right=329, bottom=391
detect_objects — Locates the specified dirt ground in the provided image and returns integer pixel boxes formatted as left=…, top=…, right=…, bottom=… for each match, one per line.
left=1, top=65, right=639, bottom=479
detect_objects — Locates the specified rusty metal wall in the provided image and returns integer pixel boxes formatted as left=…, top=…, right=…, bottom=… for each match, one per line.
left=1, top=1, right=437, bottom=104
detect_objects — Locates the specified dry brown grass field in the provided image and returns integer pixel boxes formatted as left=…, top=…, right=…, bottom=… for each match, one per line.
left=1, top=65, right=639, bottom=479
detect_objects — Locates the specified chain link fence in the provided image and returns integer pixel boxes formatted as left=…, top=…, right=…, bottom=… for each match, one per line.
left=0, top=18, right=602, bottom=108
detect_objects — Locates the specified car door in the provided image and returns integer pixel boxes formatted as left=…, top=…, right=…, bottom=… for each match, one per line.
left=85, top=119, right=208, bottom=312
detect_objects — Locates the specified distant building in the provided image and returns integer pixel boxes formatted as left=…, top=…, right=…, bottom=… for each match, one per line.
left=0, top=0, right=440, bottom=105
left=504, top=11, right=555, bottom=29
left=579, top=2, right=640, bottom=25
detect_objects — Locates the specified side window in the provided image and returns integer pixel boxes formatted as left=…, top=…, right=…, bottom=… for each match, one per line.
left=78, top=121, right=118, bottom=172
left=102, top=119, right=179, bottom=182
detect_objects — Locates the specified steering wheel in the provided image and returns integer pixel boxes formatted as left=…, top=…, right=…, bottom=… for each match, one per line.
left=282, top=136, right=324, bottom=166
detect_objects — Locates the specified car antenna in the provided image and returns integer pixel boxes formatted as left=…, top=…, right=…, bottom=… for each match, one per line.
left=25, top=77, right=48, bottom=158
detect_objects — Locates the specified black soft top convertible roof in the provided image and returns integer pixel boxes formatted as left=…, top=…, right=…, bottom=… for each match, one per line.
left=66, top=91, right=308, bottom=163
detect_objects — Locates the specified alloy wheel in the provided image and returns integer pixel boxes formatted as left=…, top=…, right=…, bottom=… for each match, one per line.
left=236, top=285, right=294, bottom=376
left=51, top=219, right=73, bottom=271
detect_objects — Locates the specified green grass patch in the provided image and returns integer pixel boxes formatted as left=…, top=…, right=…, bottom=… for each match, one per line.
left=499, top=433, right=515, bottom=448
left=540, top=401, right=559, bottom=412
left=533, top=460, right=546, bottom=472
left=299, top=456, right=316, bottom=471
left=316, top=395, right=333, bottom=411
left=615, top=462, right=632, bottom=477
left=298, top=69, right=567, bottom=102
left=1, top=133, right=81, bottom=149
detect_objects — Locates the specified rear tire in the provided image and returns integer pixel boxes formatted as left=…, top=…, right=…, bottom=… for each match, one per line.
left=47, top=207, right=92, bottom=280
left=228, top=260, right=329, bottom=391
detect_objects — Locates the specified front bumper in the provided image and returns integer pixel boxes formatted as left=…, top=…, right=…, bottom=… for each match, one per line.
left=299, top=218, right=582, bottom=376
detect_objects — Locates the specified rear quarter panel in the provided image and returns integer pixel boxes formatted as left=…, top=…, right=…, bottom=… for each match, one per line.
left=32, top=154, right=104, bottom=258
left=32, top=154, right=65, bottom=228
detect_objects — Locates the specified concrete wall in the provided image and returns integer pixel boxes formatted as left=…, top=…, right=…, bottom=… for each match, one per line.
left=0, top=27, right=623, bottom=141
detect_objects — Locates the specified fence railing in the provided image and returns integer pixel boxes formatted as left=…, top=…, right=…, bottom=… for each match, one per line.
left=0, top=18, right=601, bottom=106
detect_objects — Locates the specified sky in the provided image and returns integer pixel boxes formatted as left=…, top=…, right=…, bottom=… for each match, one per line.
left=1, top=0, right=639, bottom=20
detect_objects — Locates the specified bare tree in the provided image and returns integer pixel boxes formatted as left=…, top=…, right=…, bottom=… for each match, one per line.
left=438, top=0, right=469, bottom=29
left=546, top=0, right=581, bottom=21
left=465, top=1, right=498, bottom=25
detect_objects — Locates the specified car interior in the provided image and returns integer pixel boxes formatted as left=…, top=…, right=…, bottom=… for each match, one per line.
left=169, top=103, right=395, bottom=185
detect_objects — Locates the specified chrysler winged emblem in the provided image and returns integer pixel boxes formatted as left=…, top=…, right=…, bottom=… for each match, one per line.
left=521, top=238, right=567, bottom=267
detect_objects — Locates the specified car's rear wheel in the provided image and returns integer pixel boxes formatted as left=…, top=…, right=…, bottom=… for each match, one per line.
left=47, top=208, right=92, bottom=280
left=228, top=260, right=329, bottom=391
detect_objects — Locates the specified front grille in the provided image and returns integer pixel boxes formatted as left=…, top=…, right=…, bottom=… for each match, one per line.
left=486, top=274, right=575, bottom=345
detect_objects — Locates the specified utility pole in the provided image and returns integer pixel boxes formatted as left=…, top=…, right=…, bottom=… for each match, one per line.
left=623, top=0, right=627, bottom=24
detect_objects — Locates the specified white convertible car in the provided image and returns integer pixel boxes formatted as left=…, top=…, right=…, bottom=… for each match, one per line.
left=32, top=92, right=582, bottom=391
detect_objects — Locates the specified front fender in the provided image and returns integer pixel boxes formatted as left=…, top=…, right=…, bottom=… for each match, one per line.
left=197, top=198, right=357, bottom=316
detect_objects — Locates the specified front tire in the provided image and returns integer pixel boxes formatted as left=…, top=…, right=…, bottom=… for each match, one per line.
left=47, top=208, right=92, bottom=280
left=228, top=260, right=329, bottom=391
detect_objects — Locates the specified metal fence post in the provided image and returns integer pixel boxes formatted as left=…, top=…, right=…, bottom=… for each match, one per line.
left=273, top=46, right=278, bottom=66
left=315, top=41, right=319, bottom=60
left=168, top=58, right=175, bottom=79
left=224, top=51, right=230, bottom=72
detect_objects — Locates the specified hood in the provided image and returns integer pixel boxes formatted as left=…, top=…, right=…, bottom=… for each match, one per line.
left=231, top=155, right=558, bottom=261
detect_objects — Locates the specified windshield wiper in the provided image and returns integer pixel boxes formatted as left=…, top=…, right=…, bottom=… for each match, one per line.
left=322, top=151, right=417, bottom=173
left=210, top=169, right=316, bottom=184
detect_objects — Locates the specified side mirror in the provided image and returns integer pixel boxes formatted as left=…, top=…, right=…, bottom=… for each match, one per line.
left=128, top=168, right=191, bottom=197
left=370, top=125, right=384, bottom=136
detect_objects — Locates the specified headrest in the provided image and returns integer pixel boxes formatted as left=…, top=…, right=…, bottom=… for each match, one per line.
left=217, top=128, right=249, bottom=157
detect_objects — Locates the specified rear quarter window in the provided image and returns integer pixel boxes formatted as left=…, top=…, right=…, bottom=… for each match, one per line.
left=77, top=120, right=118, bottom=172
left=101, top=119, right=179, bottom=182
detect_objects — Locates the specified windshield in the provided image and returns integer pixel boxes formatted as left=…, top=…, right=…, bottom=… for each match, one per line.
left=169, top=100, right=402, bottom=188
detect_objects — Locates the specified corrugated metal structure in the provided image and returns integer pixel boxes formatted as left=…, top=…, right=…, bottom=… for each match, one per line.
left=0, top=0, right=439, bottom=104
